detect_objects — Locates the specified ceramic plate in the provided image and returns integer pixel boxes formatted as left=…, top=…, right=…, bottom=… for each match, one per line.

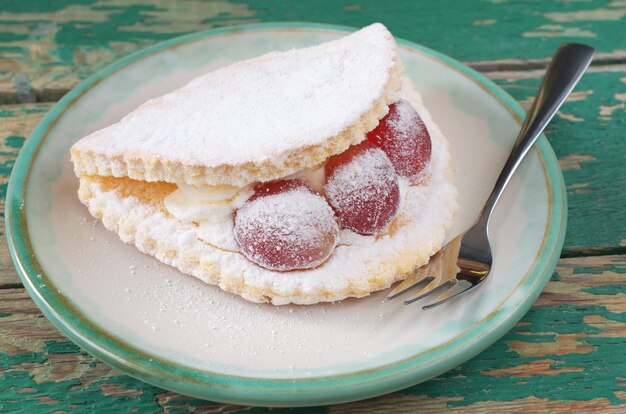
left=6, top=23, right=566, bottom=407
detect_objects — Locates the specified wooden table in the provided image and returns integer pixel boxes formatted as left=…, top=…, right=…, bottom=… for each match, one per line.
left=1, top=1, right=625, bottom=412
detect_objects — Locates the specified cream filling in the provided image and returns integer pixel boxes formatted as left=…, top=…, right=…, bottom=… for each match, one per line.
left=164, top=165, right=415, bottom=253
left=287, top=165, right=326, bottom=193
left=164, top=167, right=330, bottom=252
left=164, top=183, right=253, bottom=251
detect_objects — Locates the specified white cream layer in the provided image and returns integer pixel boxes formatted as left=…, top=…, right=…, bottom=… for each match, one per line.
left=164, top=169, right=332, bottom=252
left=164, top=183, right=253, bottom=251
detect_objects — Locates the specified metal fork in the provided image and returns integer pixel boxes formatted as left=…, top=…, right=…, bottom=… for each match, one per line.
left=388, top=43, right=596, bottom=309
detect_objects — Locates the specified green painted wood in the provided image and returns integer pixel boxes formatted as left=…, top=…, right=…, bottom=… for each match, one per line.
left=0, top=0, right=624, bottom=410
left=491, top=67, right=626, bottom=252
left=1, top=256, right=624, bottom=412
left=0, top=104, right=51, bottom=288
left=0, top=0, right=625, bottom=102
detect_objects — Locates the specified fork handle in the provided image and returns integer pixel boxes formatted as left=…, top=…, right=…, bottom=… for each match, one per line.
left=480, top=43, right=596, bottom=223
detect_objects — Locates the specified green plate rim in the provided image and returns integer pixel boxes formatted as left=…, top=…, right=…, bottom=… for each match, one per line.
left=5, top=22, right=566, bottom=407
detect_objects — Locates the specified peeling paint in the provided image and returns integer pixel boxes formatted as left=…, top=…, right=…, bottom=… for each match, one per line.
left=473, top=19, right=496, bottom=26
left=523, top=25, right=596, bottom=38
left=559, top=154, right=597, bottom=170
left=496, top=71, right=625, bottom=248
left=599, top=102, right=625, bottom=117
left=481, top=359, right=585, bottom=377
left=545, top=8, right=626, bottom=22
left=0, top=1, right=625, bottom=411
left=0, top=0, right=625, bottom=100
left=614, top=92, right=626, bottom=101
left=557, top=111, right=584, bottom=122
left=567, top=90, right=594, bottom=102
left=568, top=182, right=590, bottom=189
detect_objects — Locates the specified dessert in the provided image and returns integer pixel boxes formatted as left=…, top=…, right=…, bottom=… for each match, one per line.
left=70, top=23, right=458, bottom=305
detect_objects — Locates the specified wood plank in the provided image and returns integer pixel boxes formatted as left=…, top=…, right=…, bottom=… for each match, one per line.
left=0, top=104, right=51, bottom=288
left=490, top=66, right=626, bottom=252
left=0, top=0, right=624, bottom=102
left=0, top=255, right=624, bottom=411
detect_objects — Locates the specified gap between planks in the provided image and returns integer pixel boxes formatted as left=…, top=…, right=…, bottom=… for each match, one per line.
left=471, top=51, right=626, bottom=72
left=562, top=246, right=626, bottom=259
left=2, top=55, right=624, bottom=105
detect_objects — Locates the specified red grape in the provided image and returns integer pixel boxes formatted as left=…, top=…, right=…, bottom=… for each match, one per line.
left=324, top=141, right=400, bottom=235
left=368, top=99, right=432, bottom=183
left=234, top=180, right=338, bottom=271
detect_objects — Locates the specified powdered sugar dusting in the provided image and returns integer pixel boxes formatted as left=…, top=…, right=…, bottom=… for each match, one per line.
left=234, top=187, right=339, bottom=271
left=390, top=99, right=423, bottom=150
left=74, top=24, right=396, bottom=170
left=373, top=98, right=432, bottom=182
left=196, top=220, right=240, bottom=252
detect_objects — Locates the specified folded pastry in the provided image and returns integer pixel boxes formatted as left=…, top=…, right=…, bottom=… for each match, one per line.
left=70, top=23, right=458, bottom=305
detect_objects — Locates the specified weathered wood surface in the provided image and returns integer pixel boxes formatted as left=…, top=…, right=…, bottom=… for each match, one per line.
left=494, top=67, right=626, bottom=252
left=0, top=0, right=625, bottom=103
left=0, top=0, right=625, bottom=411
left=0, top=104, right=51, bottom=288
left=1, top=256, right=624, bottom=412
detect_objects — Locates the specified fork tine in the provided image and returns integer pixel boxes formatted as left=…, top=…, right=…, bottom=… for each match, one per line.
left=387, top=275, right=435, bottom=300
left=422, top=281, right=474, bottom=310
left=404, top=279, right=457, bottom=305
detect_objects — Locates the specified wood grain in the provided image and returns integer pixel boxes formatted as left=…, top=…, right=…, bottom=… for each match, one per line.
left=0, top=255, right=624, bottom=412
left=493, top=66, right=626, bottom=252
left=0, top=104, right=51, bottom=288
left=0, top=1, right=624, bottom=411
left=0, top=0, right=625, bottom=103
